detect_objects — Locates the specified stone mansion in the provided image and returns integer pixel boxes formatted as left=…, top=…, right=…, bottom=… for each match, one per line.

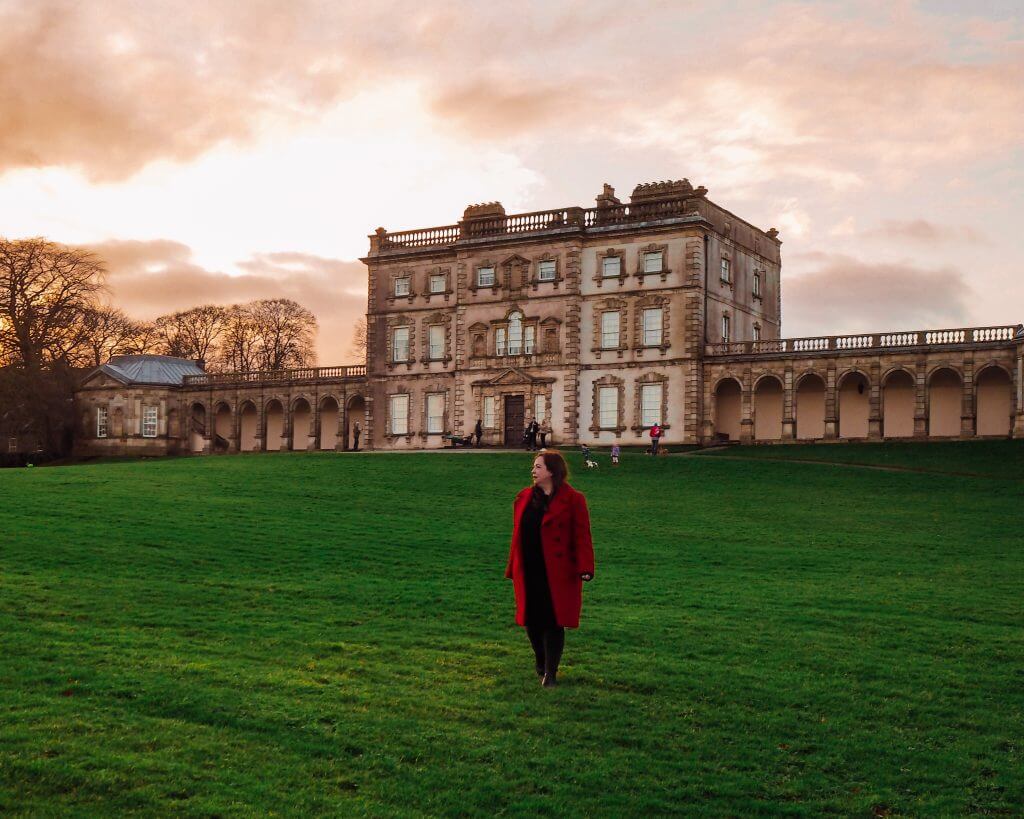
left=74, top=178, right=1024, bottom=455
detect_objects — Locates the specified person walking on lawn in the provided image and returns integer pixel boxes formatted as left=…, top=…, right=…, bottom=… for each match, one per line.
left=505, top=450, right=595, bottom=688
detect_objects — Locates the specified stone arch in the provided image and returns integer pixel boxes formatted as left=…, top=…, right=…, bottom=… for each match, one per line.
left=975, top=364, right=1013, bottom=437
left=212, top=401, right=232, bottom=452
left=346, top=393, right=366, bottom=450
left=837, top=369, right=870, bottom=439
left=319, top=395, right=340, bottom=450
left=713, top=376, right=742, bottom=442
left=928, top=367, right=962, bottom=437
left=881, top=368, right=915, bottom=438
left=753, top=374, right=783, bottom=441
left=795, top=371, right=826, bottom=440
left=291, top=396, right=312, bottom=450
left=264, top=398, right=285, bottom=451
left=189, top=402, right=207, bottom=453
left=239, top=400, right=259, bottom=452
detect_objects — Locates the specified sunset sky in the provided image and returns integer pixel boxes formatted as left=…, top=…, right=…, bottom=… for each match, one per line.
left=2, top=0, right=1022, bottom=363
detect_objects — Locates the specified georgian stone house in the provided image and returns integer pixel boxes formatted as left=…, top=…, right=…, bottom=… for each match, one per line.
left=74, top=177, right=1023, bottom=455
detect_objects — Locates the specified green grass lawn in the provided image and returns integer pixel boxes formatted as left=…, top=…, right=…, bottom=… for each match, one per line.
left=1, top=444, right=1022, bottom=816
left=695, top=438, right=1024, bottom=480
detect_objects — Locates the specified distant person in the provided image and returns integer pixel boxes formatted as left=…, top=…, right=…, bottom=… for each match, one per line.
left=580, top=443, right=591, bottom=462
left=474, top=418, right=483, bottom=447
left=352, top=422, right=361, bottom=451
left=505, top=450, right=595, bottom=687
left=539, top=420, right=551, bottom=449
left=611, top=443, right=620, bottom=466
left=649, top=422, right=662, bottom=456
left=527, top=419, right=540, bottom=451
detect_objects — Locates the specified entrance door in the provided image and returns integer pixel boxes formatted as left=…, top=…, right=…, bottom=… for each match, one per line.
left=504, top=395, right=525, bottom=447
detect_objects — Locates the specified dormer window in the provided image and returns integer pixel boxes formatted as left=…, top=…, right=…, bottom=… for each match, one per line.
left=394, top=276, right=411, bottom=297
left=643, top=251, right=663, bottom=273
left=538, top=260, right=556, bottom=281
left=477, top=266, right=495, bottom=287
left=430, top=273, right=446, bottom=293
left=602, top=257, right=621, bottom=278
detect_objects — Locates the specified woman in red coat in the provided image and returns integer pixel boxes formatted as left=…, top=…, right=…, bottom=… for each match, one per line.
left=505, top=450, right=595, bottom=687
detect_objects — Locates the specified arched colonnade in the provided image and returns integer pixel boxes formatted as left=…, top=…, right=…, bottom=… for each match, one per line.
left=711, top=362, right=1015, bottom=443
left=186, top=391, right=369, bottom=453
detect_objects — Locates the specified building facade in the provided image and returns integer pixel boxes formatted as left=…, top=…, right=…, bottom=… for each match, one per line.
left=73, top=178, right=1024, bottom=456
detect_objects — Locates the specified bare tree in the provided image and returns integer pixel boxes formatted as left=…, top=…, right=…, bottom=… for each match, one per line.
left=217, top=303, right=261, bottom=372
left=120, top=320, right=161, bottom=355
left=80, top=305, right=149, bottom=367
left=248, top=298, right=317, bottom=370
left=350, top=316, right=367, bottom=360
left=0, top=238, right=107, bottom=370
left=154, top=304, right=227, bottom=364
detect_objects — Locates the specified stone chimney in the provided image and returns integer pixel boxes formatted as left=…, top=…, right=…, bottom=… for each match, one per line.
left=595, top=183, right=620, bottom=208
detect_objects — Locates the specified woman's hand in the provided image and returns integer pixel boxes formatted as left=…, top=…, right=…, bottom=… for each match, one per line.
left=580, top=573, right=593, bottom=582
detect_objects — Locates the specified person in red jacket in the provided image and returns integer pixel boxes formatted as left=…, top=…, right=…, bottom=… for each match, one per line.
left=649, top=422, right=662, bottom=455
left=505, top=449, right=595, bottom=687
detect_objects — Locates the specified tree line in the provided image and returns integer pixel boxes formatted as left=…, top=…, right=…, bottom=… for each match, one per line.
left=0, top=237, right=326, bottom=459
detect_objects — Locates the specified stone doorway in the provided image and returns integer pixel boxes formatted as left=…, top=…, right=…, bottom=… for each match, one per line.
left=504, top=394, right=524, bottom=447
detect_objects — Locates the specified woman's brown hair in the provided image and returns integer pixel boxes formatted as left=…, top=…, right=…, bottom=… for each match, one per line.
left=537, top=449, right=569, bottom=492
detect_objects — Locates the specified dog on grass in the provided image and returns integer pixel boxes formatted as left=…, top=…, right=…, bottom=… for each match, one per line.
left=585, top=459, right=599, bottom=469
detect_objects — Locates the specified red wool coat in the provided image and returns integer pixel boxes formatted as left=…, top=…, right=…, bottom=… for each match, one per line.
left=505, top=483, right=595, bottom=629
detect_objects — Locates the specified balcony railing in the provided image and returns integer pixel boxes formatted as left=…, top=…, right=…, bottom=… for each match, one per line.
left=183, top=364, right=367, bottom=387
left=372, top=196, right=710, bottom=253
left=705, top=325, right=1022, bottom=357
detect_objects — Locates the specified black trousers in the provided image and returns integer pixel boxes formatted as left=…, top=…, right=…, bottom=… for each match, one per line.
left=526, top=623, right=565, bottom=678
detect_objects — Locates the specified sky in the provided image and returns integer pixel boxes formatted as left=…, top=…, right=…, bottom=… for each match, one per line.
left=1, top=0, right=1022, bottom=363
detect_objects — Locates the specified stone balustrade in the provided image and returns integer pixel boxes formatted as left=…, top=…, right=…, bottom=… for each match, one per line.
left=369, top=196, right=714, bottom=253
left=706, top=325, right=1023, bottom=358
left=183, top=364, right=367, bottom=388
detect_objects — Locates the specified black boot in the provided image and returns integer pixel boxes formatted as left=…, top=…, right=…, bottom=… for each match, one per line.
left=526, top=624, right=546, bottom=678
left=541, top=627, right=564, bottom=688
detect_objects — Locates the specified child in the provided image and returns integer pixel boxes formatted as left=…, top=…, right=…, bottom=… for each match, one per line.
left=611, top=443, right=620, bottom=466
left=581, top=443, right=591, bottom=461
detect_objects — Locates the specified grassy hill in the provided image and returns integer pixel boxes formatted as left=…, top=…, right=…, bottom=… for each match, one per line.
left=1, top=444, right=1022, bottom=815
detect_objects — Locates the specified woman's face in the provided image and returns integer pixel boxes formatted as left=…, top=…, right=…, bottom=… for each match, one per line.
left=532, top=456, right=552, bottom=485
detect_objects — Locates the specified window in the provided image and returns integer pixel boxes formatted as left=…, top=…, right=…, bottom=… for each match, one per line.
left=394, top=276, right=411, bottom=297
left=483, top=396, right=496, bottom=428
left=721, top=314, right=731, bottom=343
left=534, top=394, right=546, bottom=424
left=96, top=406, right=108, bottom=438
left=753, top=271, right=762, bottom=298
left=598, top=386, right=618, bottom=428
left=496, top=327, right=507, bottom=357
left=390, top=394, right=409, bottom=435
left=524, top=325, right=536, bottom=355
left=430, top=273, right=446, bottom=293
left=508, top=312, right=523, bottom=355
left=641, top=384, right=663, bottom=428
left=643, top=251, right=663, bottom=273
left=428, top=325, right=445, bottom=359
left=601, top=311, right=620, bottom=349
left=477, top=266, right=495, bottom=287
left=426, top=394, right=445, bottom=434
left=602, top=256, right=621, bottom=278
left=720, top=258, right=731, bottom=283
left=753, top=324, right=762, bottom=342
left=392, top=327, right=410, bottom=362
left=538, top=260, right=556, bottom=281
left=642, top=308, right=663, bottom=347
left=142, top=406, right=158, bottom=438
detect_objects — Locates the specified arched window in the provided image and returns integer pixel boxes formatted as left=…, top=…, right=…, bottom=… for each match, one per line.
left=508, top=312, right=523, bottom=355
